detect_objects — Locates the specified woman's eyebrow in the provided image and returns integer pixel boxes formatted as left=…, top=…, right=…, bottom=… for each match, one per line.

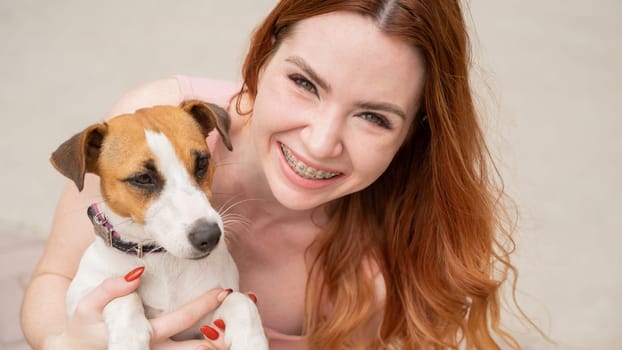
left=285, top=55, right=406, bottom=120
left=355, top=101, right=406, bottom=120
left=285, top=56, right=331, bottom=92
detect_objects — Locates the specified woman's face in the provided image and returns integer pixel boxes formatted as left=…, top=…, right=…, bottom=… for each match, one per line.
left=250, top=11, right=425, bottom=210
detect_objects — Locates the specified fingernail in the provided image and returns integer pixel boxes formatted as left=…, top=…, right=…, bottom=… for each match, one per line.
left=200, top=325, right=219, bottom=340
left=214, top=319, right=226, bottom=330
left=217, top=288, right=233, bottom=302
left=124, top=266, right=145, bottom=282
left=247, top=292, right=257, bottom=304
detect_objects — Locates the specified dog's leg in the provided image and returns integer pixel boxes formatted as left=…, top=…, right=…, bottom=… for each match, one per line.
left=103, top=292, right=152, bottom=350
left=213, top=292, right=269, bottom=350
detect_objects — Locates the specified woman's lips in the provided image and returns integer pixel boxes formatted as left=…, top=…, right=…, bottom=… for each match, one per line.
left=279, top=142, right=342, bottom=180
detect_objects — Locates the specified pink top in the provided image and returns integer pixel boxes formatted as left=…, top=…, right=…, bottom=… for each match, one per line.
left=174, top=75, right=306, bottom=350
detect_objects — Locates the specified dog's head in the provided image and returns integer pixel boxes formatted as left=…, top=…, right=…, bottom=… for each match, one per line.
left=51, top=100, right=233, bottom=259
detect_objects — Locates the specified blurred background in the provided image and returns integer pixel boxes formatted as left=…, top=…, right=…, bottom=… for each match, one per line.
left=0, top=0, right=620, bottom=349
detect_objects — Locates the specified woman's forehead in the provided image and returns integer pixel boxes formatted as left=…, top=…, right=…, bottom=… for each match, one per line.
left=275, top=11, right=426, bottom=117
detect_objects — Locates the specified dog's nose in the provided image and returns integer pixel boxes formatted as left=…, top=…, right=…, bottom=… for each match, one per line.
left=188, top=220, right=221, bottom=253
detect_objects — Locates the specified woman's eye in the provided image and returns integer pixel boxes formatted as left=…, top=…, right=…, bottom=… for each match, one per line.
left=360, top=112, right=392, bottom=129
left=289, top=74, right=317, bottom=95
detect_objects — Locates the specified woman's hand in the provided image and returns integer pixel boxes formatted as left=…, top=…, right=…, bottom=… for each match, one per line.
left=43, top=267, right=144, bottom=349
left=44, top=267, right=233, bottom=350
left=151, top=287, right=232, bottom=350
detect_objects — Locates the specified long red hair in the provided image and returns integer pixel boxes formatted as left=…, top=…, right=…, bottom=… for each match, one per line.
left=239, top=0, right=522, bottom=348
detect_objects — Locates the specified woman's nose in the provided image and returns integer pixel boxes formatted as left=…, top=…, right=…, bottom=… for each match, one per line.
left=300, top=111, right=344, bottom=159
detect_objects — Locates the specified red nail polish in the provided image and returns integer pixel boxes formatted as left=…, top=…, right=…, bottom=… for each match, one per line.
left=248, top=292, right=257, bottom=304
left=213, top=319, right=226, bottom=330
left=124, top=266, right=145, bottom=282
left=200, top=325, right=219, bottom=340
left=217, top=288, right=234, bottom=302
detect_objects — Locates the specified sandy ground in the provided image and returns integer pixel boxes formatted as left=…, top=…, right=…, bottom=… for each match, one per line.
left=0, top=1, right=620, bottom=349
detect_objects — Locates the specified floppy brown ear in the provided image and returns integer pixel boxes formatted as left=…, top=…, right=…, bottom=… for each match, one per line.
left=50, top=124, right=107, bottom=191
left=180, top=100, right=233, bottom=151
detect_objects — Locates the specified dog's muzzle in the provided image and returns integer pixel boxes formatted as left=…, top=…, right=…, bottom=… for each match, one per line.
left=188, top=219, right=221, bottom=257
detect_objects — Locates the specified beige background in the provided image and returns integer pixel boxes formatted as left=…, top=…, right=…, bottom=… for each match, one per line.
left=1, top=1, right=620, bottom=349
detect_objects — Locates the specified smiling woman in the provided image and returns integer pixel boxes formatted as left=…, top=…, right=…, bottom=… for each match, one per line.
left=249, top=12, right=423, bottom=211
left=21, top=1, right=531, bottom=349
left=237, top=2, right=524, bottom=349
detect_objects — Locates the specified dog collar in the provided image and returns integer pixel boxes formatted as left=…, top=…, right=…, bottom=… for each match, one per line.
left=87, top=203, right=166, bottom=258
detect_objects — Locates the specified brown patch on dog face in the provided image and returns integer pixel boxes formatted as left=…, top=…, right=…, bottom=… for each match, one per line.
left=97, top=106, right=215, bottom=223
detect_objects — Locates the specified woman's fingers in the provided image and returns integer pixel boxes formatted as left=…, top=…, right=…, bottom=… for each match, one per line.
left=72, top=266, right=144, bottom=320
left=198, top=318, right=228, bottom=349
left=246, top=292, right=258, bottom=304
left=150, top=288, right=232, bottom=342
left=152, top=318, right=228, bottom=349
left=199, top=322, right=227, bottom=349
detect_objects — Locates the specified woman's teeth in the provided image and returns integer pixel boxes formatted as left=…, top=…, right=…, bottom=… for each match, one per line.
left=280, top=143, right=340, bottom=180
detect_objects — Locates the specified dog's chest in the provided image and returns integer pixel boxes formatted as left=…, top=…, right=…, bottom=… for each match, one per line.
left=138, top=252, right=238, bottom=316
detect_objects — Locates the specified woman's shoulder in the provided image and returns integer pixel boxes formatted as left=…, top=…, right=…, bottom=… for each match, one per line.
left=106, top=76, right=241, bottom=117
left=174, top=75, right=242, bottom=109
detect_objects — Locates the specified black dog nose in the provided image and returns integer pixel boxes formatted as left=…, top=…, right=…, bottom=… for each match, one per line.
left=188, top=220, right=221, bottom=253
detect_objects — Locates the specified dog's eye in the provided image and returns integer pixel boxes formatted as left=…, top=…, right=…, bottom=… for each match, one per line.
left=196, top=156, right=209, bottom=171
left=195, top=154, right=210, bottom=180
left=135, top=174, right=152, bottom=184
left=129, top=173, right=155, bottom=188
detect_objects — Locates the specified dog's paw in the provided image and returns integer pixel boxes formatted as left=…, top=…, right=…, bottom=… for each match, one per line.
left=216, top=292, right=269, bottom=350
left=104, top=294, right=152, bottom=350
left=107, top=318, right=151, bottom=350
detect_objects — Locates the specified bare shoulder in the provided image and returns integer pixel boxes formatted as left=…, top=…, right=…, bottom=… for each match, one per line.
left=105, top=78, right=182, bottom=118
left=362, top=256, right=386, bottom=302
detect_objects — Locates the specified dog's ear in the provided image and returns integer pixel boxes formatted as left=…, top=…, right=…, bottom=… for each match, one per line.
left=180, top=100, right=233, bottom=151
left=50, top=123, right=107, bottom=191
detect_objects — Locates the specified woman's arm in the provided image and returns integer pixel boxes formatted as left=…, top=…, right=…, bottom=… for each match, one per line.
left=20, top=78, right=183, bottom=349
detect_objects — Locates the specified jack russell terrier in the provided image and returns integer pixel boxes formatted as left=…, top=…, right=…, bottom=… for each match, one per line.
left=50, top=100, right=268, bottom=349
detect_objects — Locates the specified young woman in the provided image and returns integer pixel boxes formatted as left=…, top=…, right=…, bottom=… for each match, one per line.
left=21, top=0, right=523, bottom=349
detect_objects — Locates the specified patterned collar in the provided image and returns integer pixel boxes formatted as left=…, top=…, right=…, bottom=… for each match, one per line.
left=87, top=203, right=166, bottom=258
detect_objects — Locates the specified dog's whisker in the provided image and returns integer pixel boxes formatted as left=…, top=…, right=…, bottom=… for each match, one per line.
left=217, top=194, right=245, bottom=215
left=223, top=222, right=252, bottom=243
left=223, top=227, right=245, bottom=247
left=222, top=213, right=250, bottom=220
left=222, top=213, right=251, bottom=223
left=218, top=197, right=263, bottom=217
left=223, top=219, right=251, bottom=230
left=223, top=217, right=250, bottom=227
left=220, top=213, right=248, bottom=220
